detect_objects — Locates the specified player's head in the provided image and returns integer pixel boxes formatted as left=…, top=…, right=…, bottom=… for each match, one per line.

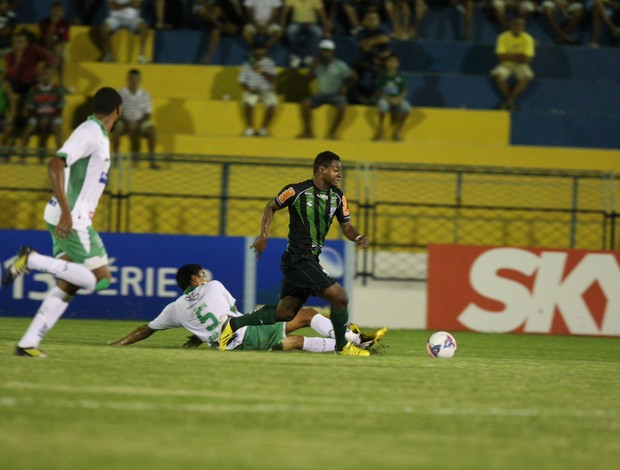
left=92, top=87, right=123, bottom=116
left=510, top=17, right=525, bottom=35
left=176, top=264, right=206, bottom=290
left=127, top=69, right=141, bottom=90
left=384, top=52, right=400, bottom=72
left=313, top=151, right=342, bottom=187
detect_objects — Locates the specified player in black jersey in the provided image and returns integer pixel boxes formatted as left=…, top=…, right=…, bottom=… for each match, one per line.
left=220, top=151, right=372, bottom=356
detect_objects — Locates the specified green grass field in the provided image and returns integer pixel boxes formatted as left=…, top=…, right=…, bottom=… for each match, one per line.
left=1, top=317, right=619, bottom=469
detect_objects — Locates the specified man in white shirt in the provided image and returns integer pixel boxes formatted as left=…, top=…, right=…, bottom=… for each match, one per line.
left=4, top=87, right=124, bottom=358
left=243, top=0, right=283, bottom=49
left=112, top=69, right=158, bottom=168
left=238, top=42, right=277, bottom=136
left=110, top=264, right=387, bottom=352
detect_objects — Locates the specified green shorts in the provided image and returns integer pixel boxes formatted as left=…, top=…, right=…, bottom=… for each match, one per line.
left=236, top=323, right=286, bottom=351
left=47, top=223, right=109, bottom=270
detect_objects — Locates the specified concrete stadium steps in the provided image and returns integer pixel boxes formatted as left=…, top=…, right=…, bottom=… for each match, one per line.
left=66, top=26, right=155, bottom=64
left=62, top=94, right=510, bottom=146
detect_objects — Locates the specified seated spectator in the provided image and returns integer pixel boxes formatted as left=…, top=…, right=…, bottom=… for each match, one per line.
left=281, top=0, right=331, bottom=68
left=192, top=0, right=243, bottom=64
left=352, top=9, right=390, bottom=104
left=490, top=17, right=534, bottom=110
left=385, top=0, right=427, bottom=39
left=21, top=67, right=65, bottom=159
left=491, top=0, right=536, bottom=31
left=374, top=52, right=411, bottom=141
left=0, top=75, right=17, bottom=154
left=339, top=0, right=384, bottom=35
left=99, top=0, right=150, bottom=64
left=299, top=38, right=354, bottom=139
left=239, top=42, right=277, bottom=136
left=590, top=0, right=620, bottom=47
left=0, top=0, right=17, bottom=57
left=541, top=0, right=584, bottom=44
left=113, top=69, right=159, bottom=168
left=38, top=1, right=70, bottom=89
left=243, top=0, right=283, bottom=50
left=5, top=29, right=56, bottom=127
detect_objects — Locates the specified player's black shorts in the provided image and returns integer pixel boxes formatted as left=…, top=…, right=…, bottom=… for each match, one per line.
left=279, top=251, right=336, bottom=303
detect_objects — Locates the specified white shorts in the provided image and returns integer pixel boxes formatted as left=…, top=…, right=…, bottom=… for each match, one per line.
left=491, top=62, right=535, bottom=80
left=243, top=90, right=278, bottom=107
left=105, top=10, right=145, bottom=33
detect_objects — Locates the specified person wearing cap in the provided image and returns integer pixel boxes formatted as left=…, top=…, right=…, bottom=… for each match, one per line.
left=299, top=38, right=354, bottom=139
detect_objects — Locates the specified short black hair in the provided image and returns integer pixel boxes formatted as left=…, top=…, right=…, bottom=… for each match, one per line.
left=92, top=87, right=122, bottom=115
left=313, top=151, right=341, bottom=173
left=128, top=68, right=141, bottom=75
left=176, top=264, right=203, bottom=290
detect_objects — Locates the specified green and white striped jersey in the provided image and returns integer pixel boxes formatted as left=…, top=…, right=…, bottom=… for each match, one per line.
left=44, top=116, right=111, bottom=229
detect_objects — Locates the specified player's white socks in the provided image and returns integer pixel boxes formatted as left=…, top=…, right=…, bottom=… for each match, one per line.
left=27, top=252, right=96, bottom=290
left=18, top=287, right=73, bottom=348
left=302, top=337, right=336, bottom=353
left=310, top=314, right=335, bottom=338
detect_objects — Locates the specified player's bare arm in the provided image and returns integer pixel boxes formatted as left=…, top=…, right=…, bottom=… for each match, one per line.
left=48, top=156, right=73, bottom=239
left=341, top=221, right=369, bottom=248
left=109, top=324, right=156, bottom=346
left=252, top=199, right=283, bottom=258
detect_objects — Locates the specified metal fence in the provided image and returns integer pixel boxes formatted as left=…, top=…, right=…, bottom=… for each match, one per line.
left=1, top=149, right=617, bottom=282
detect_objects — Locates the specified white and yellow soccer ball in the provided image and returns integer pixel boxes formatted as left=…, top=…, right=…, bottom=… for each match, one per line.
left=426, top=331, right=457, bottom=359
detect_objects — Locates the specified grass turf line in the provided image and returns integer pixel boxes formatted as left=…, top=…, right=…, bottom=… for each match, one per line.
left=1, top=317, right=619, bottom=469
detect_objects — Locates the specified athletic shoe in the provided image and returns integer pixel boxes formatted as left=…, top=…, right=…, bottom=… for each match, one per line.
left=218, top=315, right=234, bottom=351
left=337, top=342, right=370, bottom=356
left=137, top=54, right=148, bottom=64
left=2, top=246, right=33, bottom=287
left=289, top=54, right=301, bottom=69
left=349, top=323, right=388, bottom=349
left=257, top=128, right=268, bottom=137
left=243, top=128, right=255, bottom=137
left=15, top=346, right=47, bottom=358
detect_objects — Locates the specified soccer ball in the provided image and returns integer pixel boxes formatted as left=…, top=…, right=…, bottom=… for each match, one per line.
left=426, top=331, right=457, bottom=359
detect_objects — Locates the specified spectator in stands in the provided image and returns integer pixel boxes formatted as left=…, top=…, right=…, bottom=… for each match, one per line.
left=5, top=29, right=56, bottom=128
left=374, top=52, right=410, bottom=141
left=352, top=8, right=390, bottom=104
left=38, top=2, right=70, bottom=89
left=589, top=0, right=620, bottom=47
left=192, top=0, right=243, bottom=64
left=0, top=0, right=17, bottom=57
left=280, top=0, right=331, bottom=68
left=99, top=0, right=150, bottom=64
left=243, top=0, right=283, bottom=50
left=113, top=69, right=159, bottom=168
left=239, top=41, right=277, bottom=136
left=72, top=0, right=103, bottom=25
left=490, top=17, right=534, bottom=110
left=451, top=0, right=474, bottom=41
left=540, top=0, right=584, bottom=44
left=385, top=0, right=427, bottom=39
left=491, top=0, right=536, bottom=31
left=299, top=38, right=354, bottom=139
left=21, top=66, right=65, bottom=159
left=0, top=74, right=17, bottom=155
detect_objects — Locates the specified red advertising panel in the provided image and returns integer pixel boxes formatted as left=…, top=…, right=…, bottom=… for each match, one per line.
left=427, top=244, right=620, bottom=337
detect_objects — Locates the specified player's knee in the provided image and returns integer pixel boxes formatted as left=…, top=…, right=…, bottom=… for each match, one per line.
left=276, top=310, right=296, bottom=322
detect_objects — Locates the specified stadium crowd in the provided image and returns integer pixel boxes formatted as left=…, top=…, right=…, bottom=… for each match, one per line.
left=0, top=0, right=618, bottom=150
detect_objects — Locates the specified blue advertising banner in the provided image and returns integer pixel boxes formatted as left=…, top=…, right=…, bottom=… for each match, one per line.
left=254, top=238, right=346, bottom=308
left=0, top=230, right=246, bottom=320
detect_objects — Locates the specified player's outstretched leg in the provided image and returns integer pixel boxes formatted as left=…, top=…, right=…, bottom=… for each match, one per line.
left=348, top=323, right=388, bottom=349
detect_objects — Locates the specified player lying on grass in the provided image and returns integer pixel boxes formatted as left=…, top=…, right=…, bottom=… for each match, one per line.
left=110, top=263, right=387, bottom=353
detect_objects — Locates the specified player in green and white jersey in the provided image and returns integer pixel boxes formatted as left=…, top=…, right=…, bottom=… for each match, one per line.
left=110, top=264, right=385, bottom=353
left=3, top=87, right=124, bottom=358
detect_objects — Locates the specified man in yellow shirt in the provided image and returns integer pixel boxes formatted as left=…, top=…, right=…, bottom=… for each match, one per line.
left=280, top=0, right=331, bottom=68
left=490, top=17, right=535, bottom=111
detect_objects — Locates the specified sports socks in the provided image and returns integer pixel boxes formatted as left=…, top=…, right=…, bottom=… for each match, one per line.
left=27, top=252, right=96, bottom=290
left=330, top=308, right=349, bottom=350
left=302, top=337, right=336, bottom=353
left=310, top=313, right=334, bottom=338
left=230, top=304, right=277, bottom=331
left=18, top=287, right=73, bottom=348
